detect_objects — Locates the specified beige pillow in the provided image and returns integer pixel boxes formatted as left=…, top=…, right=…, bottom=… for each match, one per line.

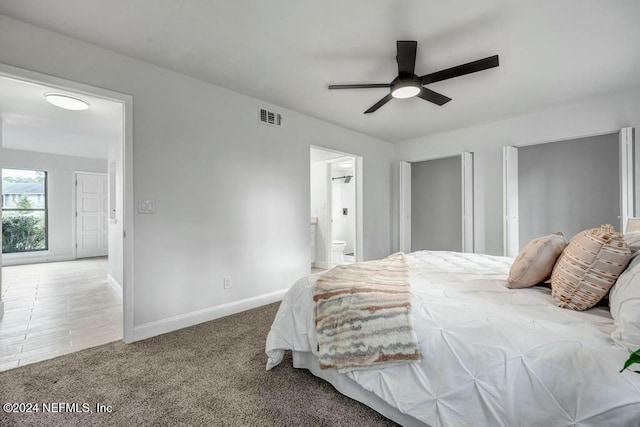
left=623, top=231, right=640, bottom=254
left=507, top=232, right=567, bottom=289
left=551, top=224, right=631, bottom=311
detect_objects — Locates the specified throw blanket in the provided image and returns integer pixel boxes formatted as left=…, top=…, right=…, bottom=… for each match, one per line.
left=313, top=252, right=420, bottom=372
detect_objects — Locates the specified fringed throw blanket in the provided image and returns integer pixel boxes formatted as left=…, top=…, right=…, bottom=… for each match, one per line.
left=313, top=252, right=420, bottom=372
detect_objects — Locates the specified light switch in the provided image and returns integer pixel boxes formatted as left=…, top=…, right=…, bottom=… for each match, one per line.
left=139, top=199, right=156, bottom=214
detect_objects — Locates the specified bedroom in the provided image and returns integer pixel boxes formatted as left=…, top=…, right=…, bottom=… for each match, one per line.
left=1, top=1, right=640, bottom=425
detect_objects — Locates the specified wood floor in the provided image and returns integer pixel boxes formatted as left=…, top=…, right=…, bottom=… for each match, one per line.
left=0, top=257, right=122, bottom=372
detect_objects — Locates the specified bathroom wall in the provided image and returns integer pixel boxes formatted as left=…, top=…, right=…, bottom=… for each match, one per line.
left=310, top=159, right=328, bottom=268
left=331, top=162, right=356, bottom=255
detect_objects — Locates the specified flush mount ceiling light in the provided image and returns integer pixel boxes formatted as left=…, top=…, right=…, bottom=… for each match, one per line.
left=339, top=162, right=353, bottom=168
left=44, top=93, right=90, bottom=111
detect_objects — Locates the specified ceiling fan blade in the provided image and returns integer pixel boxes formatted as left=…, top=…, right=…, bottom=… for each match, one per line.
left=328, top=84, right=391, bottom=89
left=417, top=87, right=452, bottom=106
left=397, top=41, right=417, bottom=76
left=420, top=55, right=499, bottom=85
left=364, top=94, right=393, bottom=114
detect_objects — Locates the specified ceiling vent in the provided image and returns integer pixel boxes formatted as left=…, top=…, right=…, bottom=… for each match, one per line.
left=259, top=108, right=283, bottom=127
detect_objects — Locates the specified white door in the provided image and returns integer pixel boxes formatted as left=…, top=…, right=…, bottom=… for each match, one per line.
left=503, top=146, right=519, bottom=257
left=620, top=127, right=635, bottom=232
left=76, top=172, right=108, bottom=258
left=461, top=152, right=474, bottom=253
left=399, top=161, right=412, bottom=253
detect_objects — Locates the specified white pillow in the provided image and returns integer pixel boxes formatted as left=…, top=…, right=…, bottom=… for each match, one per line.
left=623, top=231, right=640, bottom=253
left=609, top=253, right=640, bottom=351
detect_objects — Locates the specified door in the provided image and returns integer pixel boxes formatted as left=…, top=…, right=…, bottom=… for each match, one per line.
left=399, top=161, right=411, bottom=253
left=76, top=172, right=108, bottom=258
left=503, top=146, right=519, bottom=257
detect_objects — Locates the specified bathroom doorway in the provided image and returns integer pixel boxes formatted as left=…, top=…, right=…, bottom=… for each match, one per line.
left=310, top=147, right=363, bottom=271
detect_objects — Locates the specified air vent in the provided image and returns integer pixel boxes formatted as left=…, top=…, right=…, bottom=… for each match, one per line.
left=259, top=108, right=283, bottom=127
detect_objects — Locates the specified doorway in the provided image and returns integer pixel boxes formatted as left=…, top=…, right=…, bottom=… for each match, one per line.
left=0, top=63, right=133, bottom=370
left=399, top=153, right=474, bottom=254
left=502, top=128, right=635, bottom=256
left=310, top=146, right=363, bottom=271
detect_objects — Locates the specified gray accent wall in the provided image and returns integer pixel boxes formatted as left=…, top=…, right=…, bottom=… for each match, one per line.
left=518, top=133, right=619, bottom=247
left=411, top=156, right=462, bottom=252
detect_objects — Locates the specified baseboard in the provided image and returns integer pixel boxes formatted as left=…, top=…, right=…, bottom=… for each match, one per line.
left=132, top=288, right=288, bottom=342
left=107, top=273, right=123, bottom=297
left=1, top=254, right=75, bottom=266
left=314, top=260, right=329, bottom=269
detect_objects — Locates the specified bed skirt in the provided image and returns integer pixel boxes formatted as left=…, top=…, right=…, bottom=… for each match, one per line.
left=292, top=351, right=427, bottom=427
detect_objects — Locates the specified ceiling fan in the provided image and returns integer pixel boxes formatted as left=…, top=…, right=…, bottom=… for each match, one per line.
left=328, top=41, right=499, bottom=114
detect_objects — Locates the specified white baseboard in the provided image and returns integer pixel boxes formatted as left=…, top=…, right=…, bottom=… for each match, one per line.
left=1, top=254, right=74, bottom=266
left=314, top=260, right=329, bottom=269
left=107, top=273, right=123, bottom=297
left=132, top=288, right=288, bottom=342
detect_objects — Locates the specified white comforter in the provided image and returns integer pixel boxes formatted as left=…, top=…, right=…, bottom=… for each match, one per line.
left=266, top=251, right=640, bottom=426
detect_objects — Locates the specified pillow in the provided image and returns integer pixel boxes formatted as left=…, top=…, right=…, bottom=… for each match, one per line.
left=551, top=224, right=631, bottom=311
left=507, top=232, right=567, bottom=289
left=609, top=253, right=640, bottom=351
left=623, top=231, right=640, bottom=254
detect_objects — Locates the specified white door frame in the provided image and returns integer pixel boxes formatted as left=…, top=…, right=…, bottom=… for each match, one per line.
left=399, top=153, right=474, bottom=254
left=0, top=63, right=135, bottom=343
left=73, top=171, right=108, bottom=259
left=310, top=146, right=363, bottom=268
left=503, top=128, right=635, bottom=256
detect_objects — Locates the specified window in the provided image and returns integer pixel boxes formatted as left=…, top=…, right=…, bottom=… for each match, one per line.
left=2, top=169, right=48, bottom=253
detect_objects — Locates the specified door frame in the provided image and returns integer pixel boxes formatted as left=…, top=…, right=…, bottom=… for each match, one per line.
left=73, top=171, right=108, bottom=259
left=502, top=127, right=635, bottom=256
left=0, top=63, right=135, bottom=343
left=310, top=146, right=363, bottom=269
left=399, top=153, right=474, bottom=253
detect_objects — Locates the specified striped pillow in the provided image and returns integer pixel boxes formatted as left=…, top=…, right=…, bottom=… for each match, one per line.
left=551, top=224, right=631, bottom=311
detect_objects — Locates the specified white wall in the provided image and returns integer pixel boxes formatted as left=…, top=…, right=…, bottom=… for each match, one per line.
left=394, top=86, right=640, bottom=255
left=0, top=15, right=394, bottom=333
left=0, top=147, right=107, bottom=264
left=310, top=160, right=328, bottom=268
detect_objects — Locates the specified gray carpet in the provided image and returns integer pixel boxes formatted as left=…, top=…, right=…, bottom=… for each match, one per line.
left=0, top=302, right=398, bottom=426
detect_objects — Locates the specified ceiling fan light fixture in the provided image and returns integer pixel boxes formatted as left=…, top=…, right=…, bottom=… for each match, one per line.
left=391, top=85, right=420, bottom=99
left=44, top=93, right=90, bottom=111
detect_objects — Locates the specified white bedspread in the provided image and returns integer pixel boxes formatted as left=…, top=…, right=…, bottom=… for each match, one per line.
left=266, top=251, right=640, bottom=426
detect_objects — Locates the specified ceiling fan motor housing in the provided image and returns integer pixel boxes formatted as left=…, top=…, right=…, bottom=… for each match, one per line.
left=391, top=75, right=422, bottom=99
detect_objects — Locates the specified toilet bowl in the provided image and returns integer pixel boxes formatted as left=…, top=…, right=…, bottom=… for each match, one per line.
left=332, top=240, right=347, bottom=265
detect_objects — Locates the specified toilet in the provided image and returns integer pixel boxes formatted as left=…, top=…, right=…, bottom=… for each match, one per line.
left=331, top=240, right=347, bottom=265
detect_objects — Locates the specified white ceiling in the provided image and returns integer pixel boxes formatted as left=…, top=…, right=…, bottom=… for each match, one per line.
left=0, top=76, right=120, bottom=159
left=1, top=1, right=639, bottom=143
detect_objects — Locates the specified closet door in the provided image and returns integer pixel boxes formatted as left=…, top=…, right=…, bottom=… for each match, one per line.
left=503, top=146, right=519, bottom=257
left=620, top=127, right=635, bottom=232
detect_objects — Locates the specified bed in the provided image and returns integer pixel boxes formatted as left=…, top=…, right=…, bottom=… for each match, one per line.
left=266, top=251, right=640, bottom=426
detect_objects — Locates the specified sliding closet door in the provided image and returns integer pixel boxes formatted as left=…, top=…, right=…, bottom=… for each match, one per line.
left=411, top=156, right=462, bottom=252
left=518, top=133, right=620, bottom=247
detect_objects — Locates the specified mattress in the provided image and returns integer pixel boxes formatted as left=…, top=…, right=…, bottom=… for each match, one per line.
left=266, top=251, right=640, bottom=426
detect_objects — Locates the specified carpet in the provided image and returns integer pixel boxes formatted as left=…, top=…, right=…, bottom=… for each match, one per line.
left=0, top=302, right=398, bottom=426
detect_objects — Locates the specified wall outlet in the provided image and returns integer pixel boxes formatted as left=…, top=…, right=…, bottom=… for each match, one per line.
left=223, top=276, right=232, bottom=289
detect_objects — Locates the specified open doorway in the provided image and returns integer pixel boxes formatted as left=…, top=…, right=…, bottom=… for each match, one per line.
left=0, top=66, right=131, bottom=371
left=310, top=146, right=363, bottom=272
left=502, top=128, right=635, bottom=256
